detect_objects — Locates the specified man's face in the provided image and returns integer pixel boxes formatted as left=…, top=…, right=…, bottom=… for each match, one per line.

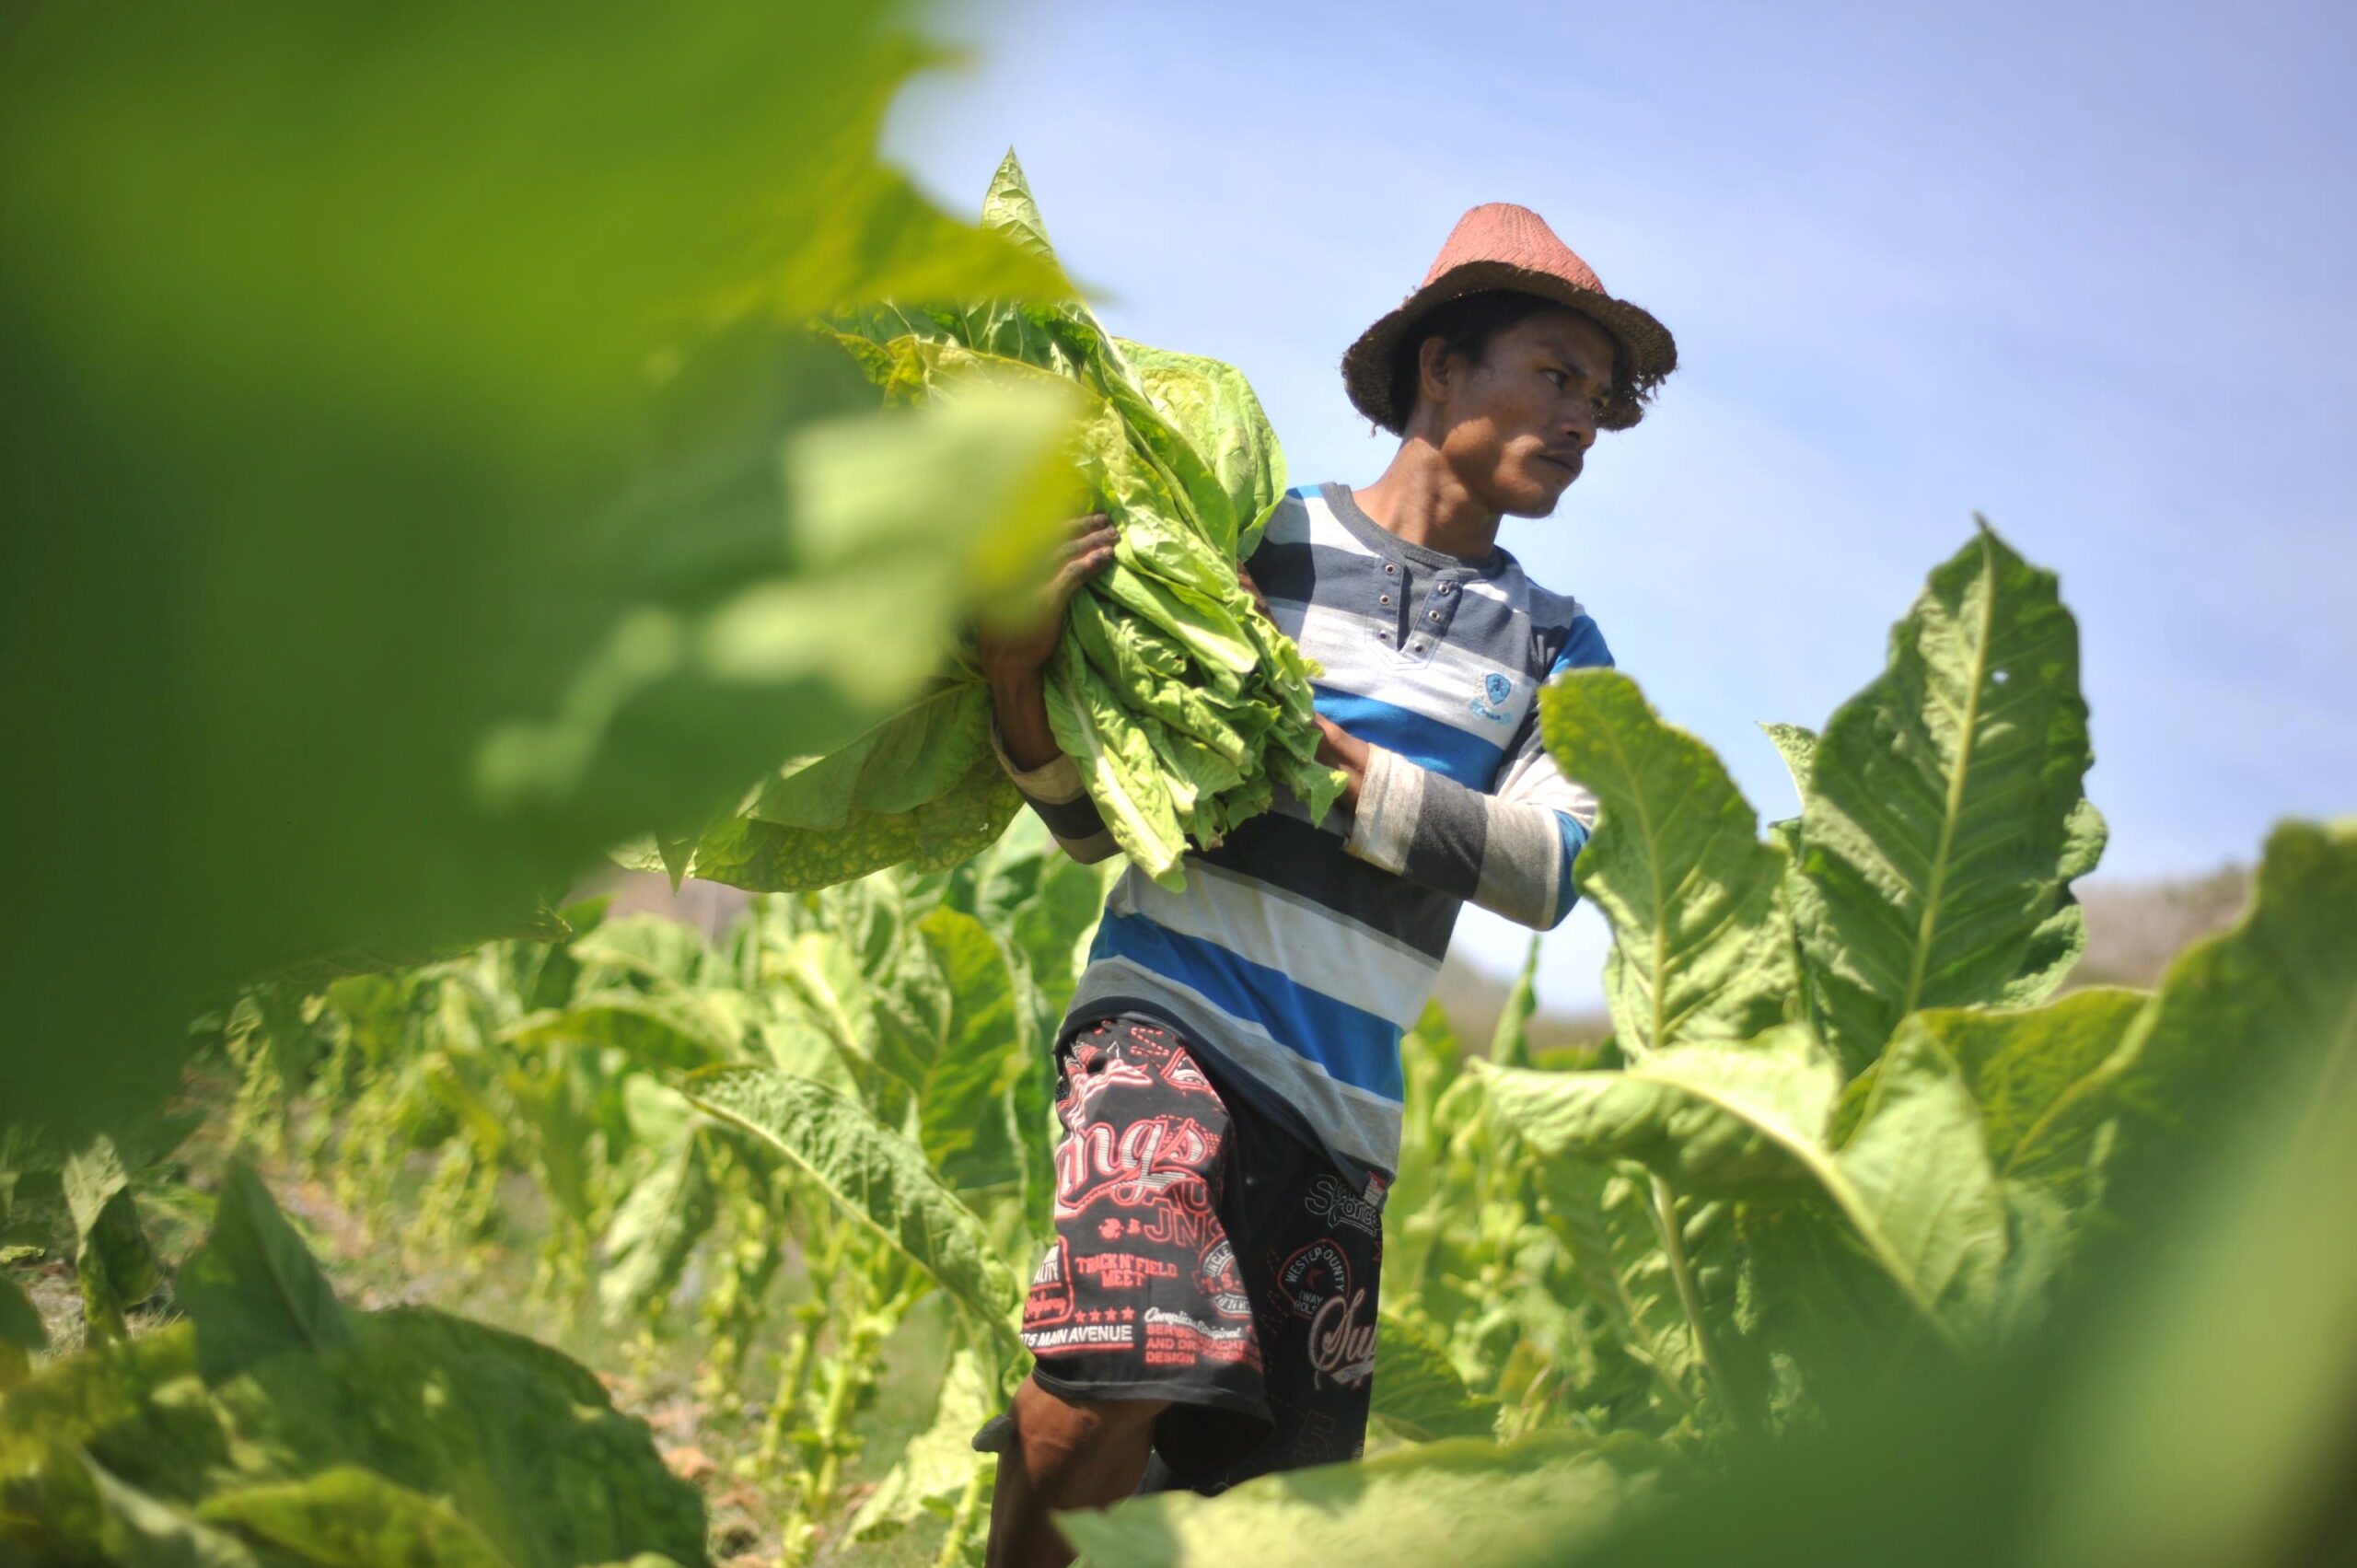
left=1422, top=306, right=1618, bottom=518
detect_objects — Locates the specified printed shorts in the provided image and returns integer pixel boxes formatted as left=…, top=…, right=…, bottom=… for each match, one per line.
left=1018, top=1016, right=1384, bottom=1493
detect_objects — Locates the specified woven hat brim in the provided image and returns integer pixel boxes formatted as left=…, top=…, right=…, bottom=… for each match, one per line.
left=1341, top=261, right=1678, bottom=433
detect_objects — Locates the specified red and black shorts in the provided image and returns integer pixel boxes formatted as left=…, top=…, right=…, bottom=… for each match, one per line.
left=1017, top=1016, right=1385, bottom=1493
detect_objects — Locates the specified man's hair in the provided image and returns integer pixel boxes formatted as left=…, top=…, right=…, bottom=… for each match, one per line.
left=1386, top=289, right=1615, bottom=426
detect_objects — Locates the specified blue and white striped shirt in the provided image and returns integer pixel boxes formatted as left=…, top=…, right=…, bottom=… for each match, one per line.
left=1001, top=482, right=1610, bottom=1187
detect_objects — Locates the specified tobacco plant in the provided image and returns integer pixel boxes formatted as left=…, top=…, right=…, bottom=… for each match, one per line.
left=9, top=519, right=2348, bottom=1568
left=1066, top=524, right=2357, bottom=1564
left=2, top=1166, right=709, bottom=1567
left=164, top=815, right=1116, bottom=1564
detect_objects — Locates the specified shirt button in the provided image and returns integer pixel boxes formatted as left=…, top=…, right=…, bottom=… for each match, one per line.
left=1383, top=563, right=1398, bottom=575
left=1427, top=610, right=1442, bottom=621
left=1379, top=594, right=1391, bottom=605
left=1438, top=583, right=1455, bottom=595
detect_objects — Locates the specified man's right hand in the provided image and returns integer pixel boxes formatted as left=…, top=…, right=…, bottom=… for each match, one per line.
left=976, top=514, right=1119, bottom=685
left=979, top=514, right=1118, bottom=771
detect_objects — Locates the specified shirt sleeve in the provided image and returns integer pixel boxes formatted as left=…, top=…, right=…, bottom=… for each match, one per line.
left=1341, top=616, right=1611, bottom=930
left=991, top=721, right=1120, bottom=864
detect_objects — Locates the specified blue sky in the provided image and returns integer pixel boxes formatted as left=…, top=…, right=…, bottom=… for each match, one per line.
left=887, top=0, right=2356, bottom=1011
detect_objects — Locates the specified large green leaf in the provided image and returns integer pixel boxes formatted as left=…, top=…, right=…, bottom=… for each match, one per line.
left=1486, top=1027, right=1977, bottom=1340
left=1539, top=670, right=1794, bottom=1058
left=973, top=155, right=1242, bottom=566
left=1048, top=637, right=1192, bottom=883
left=597, top=1129, right=721, bottom=1327
left=2096, top=816, right=2357, bottom=1194
left=1864, top=988, right=2146, bottom=1339
left=506, top=992, right=741, bottom=1072
left=770, top=928, right=897, bottom=1108
left=565, top=916, right=712, bottom=991
left=1533, top=1159, right=1708, bottom=1427
left=1118, top=339, right=1289, bottom=558
left=175, top=1163, right=352, bottom=1385
left=0, top=0, right=1078, bottom=1154
left=64, top=1135, right=161, bottom=1344
left=1826, top=1022, right=2012, bottom=1334
left=2000, top=797, right=2109, bottom=1007
left=1503, top=978, right=2168, bottom=1363
left=871, top=907, right=1030, bottom=1196
left=197, top=1466, right=517, bottom=1568
left=475, top=375, right=1083, bottom=822
left=680, top=1066, right=1019, bottom=1353
left=1369, top=1307, right=1502, bottom=1441
left=2025, top=962, right=2357, bottom=1568
left=688, top=682, right=1024, bottom=893
left=1546, top=912, right=2357, bottom=1568
left=72, top=1192, right=158, bottom=1348
left=84, top=1458, right=267, bottom=1568
left=234, top=1311, right=706, bottom=1568
left=1895, top=988, right=2148, bottom=1193
left=1484, top=1030, right=1843, bottom=1198
left=1759, top=723, right=1817, bottom=802
left=847, top=1344, right=996, bottom=1542
left=1057, top=1433, right=1662, bottom=1568
left=1788, top=526, right=2097, bottom=1071
left=1488, top=937, right=1544, bottom=1069
left=1, top=1306, right=704, bottom=1568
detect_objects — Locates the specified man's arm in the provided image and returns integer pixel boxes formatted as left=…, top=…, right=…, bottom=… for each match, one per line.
left=1316, top=711, right=1596, bottom=932
left=979, top=514, right=1121, bottom=863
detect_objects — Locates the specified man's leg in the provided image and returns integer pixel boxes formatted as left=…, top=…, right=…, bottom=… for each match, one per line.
left=985, top=1376, right=1168, bottom=1568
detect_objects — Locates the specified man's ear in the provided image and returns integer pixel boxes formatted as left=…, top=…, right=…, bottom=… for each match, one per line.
left=1416, top=334, right=1458, bottom=411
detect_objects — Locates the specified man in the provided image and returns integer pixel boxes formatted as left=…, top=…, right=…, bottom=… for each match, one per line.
left=975, top=203, right=1677, bottom=1567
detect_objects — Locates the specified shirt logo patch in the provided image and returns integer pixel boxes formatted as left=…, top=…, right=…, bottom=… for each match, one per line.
left=1468, top=672, right=1515, bottom=724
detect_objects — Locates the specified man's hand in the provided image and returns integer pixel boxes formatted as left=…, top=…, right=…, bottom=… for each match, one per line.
left=1236, top=562, right=1273, bottom=621
left=980, top=514, right=1118, bottom=772
left=977, top=514, right=1118, bottom=685
left=1239, top=561, right=1366, bottom=810
left=1314, top=714, right=1370, bottom=810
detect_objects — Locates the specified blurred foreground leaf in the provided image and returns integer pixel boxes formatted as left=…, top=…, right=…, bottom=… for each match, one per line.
left=2, top=1177, right=708, bottom=1567
left=0, top=1, right=1078, bottom=1150
left=1059, top=1433, right=1664, bottom=1567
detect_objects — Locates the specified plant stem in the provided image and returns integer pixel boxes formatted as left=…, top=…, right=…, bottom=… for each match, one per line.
left=761, top=1210, right=849, bottom=1471
left=759, top=1306, right=823, bottom=1469
left=936, top=1457, right=992, bottom=1568
left=1646, top=1173, right=1759, bottom=1440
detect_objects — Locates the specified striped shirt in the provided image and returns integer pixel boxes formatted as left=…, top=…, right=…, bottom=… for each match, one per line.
left=999, top=482, right=1611, bottom=1189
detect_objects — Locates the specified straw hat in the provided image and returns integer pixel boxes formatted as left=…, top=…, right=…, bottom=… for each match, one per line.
left=1341, top=203, right=1677, bottom=433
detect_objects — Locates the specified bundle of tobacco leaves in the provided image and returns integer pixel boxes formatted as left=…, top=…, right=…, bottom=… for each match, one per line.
left=672, top=153, right=1340, bottom=893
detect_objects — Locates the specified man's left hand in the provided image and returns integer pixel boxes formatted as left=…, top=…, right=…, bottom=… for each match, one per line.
left=1313, top=715, right=1369, bottom=810
left=1240, top=561, right=1367, bottom=809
